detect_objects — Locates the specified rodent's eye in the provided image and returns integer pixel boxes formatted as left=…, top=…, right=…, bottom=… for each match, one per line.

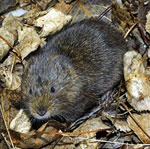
left=29, top=88, right=32, bottom=95
left=50, top=86, right=56, bottom=94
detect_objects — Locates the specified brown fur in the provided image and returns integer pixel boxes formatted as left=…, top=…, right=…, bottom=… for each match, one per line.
left=21, top=19, right=127, bottom=123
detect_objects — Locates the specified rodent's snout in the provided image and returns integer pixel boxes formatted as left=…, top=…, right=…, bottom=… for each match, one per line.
left=29, top=101, right=51, bottom=120
left=37, top=107, right=46, bottom=116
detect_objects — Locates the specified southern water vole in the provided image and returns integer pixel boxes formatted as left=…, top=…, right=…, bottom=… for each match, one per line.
left=21, top=19, right=127, bottom=123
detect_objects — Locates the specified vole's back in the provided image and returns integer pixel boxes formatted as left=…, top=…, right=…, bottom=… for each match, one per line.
left=22, top=19, right=127, bottom=123
left=47, top=19, right=126, bottom=95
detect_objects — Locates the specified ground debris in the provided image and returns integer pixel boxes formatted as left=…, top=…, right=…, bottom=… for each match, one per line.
left=0, top=0, right=150, bottom=148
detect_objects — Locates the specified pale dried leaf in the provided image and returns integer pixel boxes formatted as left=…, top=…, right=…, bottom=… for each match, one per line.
left=113, top=119, right=130, bottom=132
left=10, top=109, right=31, bottom=134
left=16, top=26, right=43, bottom=59
left=0, top=67, right=21, bottom=90
left=0, top=29, right=15, bottom=61
left=2, top=13, right=23, bottom=39
left=18, top=8, right=48, bottom=26
left=65, top=117, right=109, bottom=149
left=104, top=113, right=131, bottom=132
left=11, top=121, right=62, bottom=148
left=75, top=118, right=109, bottom=149
left=127, top=113, right=150, bottom=143
left=34, top=8, right=72, bottom=37
left=124, top=51, right=150, bottom=111
left=0, top=14, right=23, bottom=61
left=19, top=0, right=30, bottom=7
left=146, top=11, right=150, bottom=33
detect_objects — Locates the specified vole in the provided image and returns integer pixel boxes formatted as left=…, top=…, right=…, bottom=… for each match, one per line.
left=21, top=19, right=127, bottom=123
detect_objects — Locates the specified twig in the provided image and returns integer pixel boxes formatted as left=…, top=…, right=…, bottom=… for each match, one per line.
left=74, top=137, right=149, bottom=147
left=120, top=102, right=150, bottom=141
left=0, top=95, right=15, bottom=149
left=97, top=5, right=112, bottom=21
left=124, top=21, right=138, bottom=39
left=10, top=54, right=16, bottom=73
left=1, top=133, right=11, bottom=149
left=37, top=128, right=110, bottom=136
left=9, top=51, right=22, bottom=62
left=0, top=35, right=22, bottom=63
left=113, top=81, right=122, bottom=126
left=75, top=0, right=93, bottom=18
left=0, top=35, right=21, bottom=57
left=137, top=23, right=150, bottom=47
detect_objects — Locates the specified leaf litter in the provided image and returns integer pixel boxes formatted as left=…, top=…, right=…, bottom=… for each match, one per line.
left=0, top=0, right=150, bottom=148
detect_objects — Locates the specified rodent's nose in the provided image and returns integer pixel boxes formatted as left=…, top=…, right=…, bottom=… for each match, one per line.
left=37, top=108, right=46, bottom=116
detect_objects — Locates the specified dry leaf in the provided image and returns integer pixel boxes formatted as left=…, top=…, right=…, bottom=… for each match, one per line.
left=18, top=8, right=44, bottom=25
left=73, top=117, right=109, bottom=149
left=103, top=113, right=131, bottom=132
left=2, top=13, right=23, bottom=39
left=16, top=26, right=43, bottom=60
left=0, top=54, right=23, bottom=91
left=34, top=8, right=72, bottom=37
left=10, top=120, right=64, bottom=148
left=124, top=51, right=150, bottom=111
left=10, top=109, right=31, bottom=134
left=0, top=14, right=23, bottom=61
left=0, top=29, right=15, bottom=61
left=0, top=67, right=21, bottom=90
left=146, top=11, right=150, bottom=34
left=56, top=117, right=110, bottom=149
left=19, top=0, right=31, bottom=7
left=127, top=113, right=150, bottom=143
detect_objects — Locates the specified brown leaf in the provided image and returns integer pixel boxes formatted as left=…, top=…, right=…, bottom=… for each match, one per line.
left=127, top=113, right=150, bottom=143
left=124, top=51, right=150, bottom=111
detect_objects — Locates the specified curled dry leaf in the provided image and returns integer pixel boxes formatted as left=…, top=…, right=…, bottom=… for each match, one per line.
left=19, top=0, right=31, bottom=7
left=0, top=29, right=15, bottom=61
left=10, top=109, right=31, bottom=134
left=10, top=114, right=109, bottom=148
left=10, top=126, right=59, bottom=148
left=124, top=51, right=150, bottom=111
left=9, top=109, right=66, bottom=148
left=16, top=26, right=43, bottom=60
left=34, top=8, right=72, bottom=37
left=74, top=118, right=109, bottom=149
left=0, top=54, right=23, bottom=91
left=0, top=14, right=23, bottom=61
left=146, top=11, right=150, bottom=33
left=127, top=113, right=150, bottom=143
left=1, top=55, right=22, bottom=72
left=103, top=113, right=131, bottom=132
left=2, top=13, right=23, bottom=39
left=113, top=119, right=130, bottom=132
left=56, top=117, right=109, bottom=149
left=10, top=115, right=63, bottom=148
left=0, top=67, right=21, bottom=90
left=19, top=9, right=49, bottom=25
